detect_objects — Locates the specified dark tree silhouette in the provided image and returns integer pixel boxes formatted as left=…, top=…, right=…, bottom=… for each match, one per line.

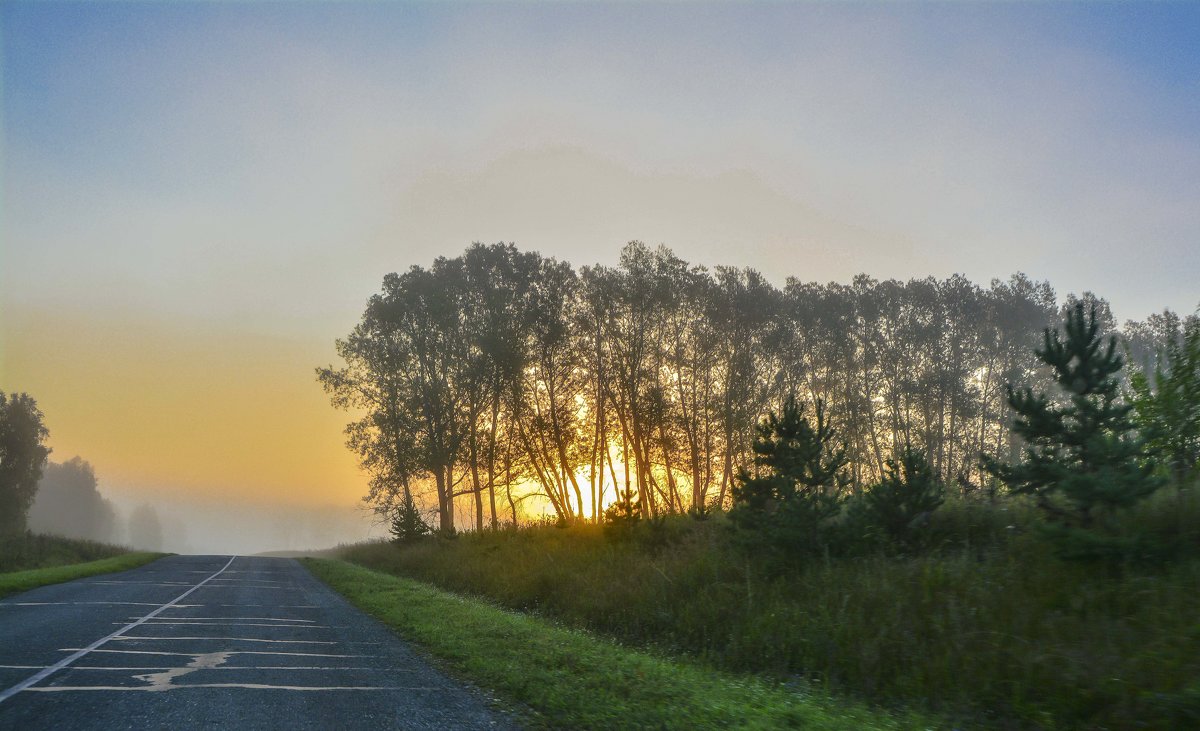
left=389, top=490, right=432, bottom=544
left=0, top=391, right=51, bottom=535
left=321, top=241, right=1181, bottom=534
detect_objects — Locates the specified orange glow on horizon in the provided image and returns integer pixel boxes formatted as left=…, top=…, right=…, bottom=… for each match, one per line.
left=1, top=307, right=364, bottom=507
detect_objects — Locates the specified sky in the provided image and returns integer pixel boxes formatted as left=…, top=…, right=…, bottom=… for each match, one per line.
left=2, top=2, right=1198, bottom=551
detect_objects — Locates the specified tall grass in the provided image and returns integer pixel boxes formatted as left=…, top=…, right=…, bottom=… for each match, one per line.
left=307, top=558, right=934, bottom=730
left=0, top=531, right=131, bottom=573
left=340, top=490, right=1200, bottom=729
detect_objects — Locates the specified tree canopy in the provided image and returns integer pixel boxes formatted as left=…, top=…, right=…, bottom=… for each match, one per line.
left=320, top=242, right=1194, bottom=533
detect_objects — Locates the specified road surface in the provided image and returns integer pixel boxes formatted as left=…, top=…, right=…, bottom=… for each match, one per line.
left=0, top=555, right=515, bottom=729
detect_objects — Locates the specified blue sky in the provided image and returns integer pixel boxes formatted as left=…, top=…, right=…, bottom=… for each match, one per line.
left=4, top=2, right=1198, bottom=327
left=1, top=1, right=1198, bottom=517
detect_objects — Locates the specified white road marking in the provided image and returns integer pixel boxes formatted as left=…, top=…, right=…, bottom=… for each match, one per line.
left=24, top=684, right=417, bottom=692
left=112, top=636, right=339, bottom=645
left=113, top=622, right=332, bottom=629
left=133, top=616, right=318, bottom=623
left=200, top=604, right=319, bottom=609
left=0, top=602, right=201, bottom=608
left=90, top=581, right=195, bottom=586
left=0, top=556, right=238, bottom=705
left=61, top=649, right=370, bottom=659
left=25, top=666, right=396, bottom=672
left=129, top=650, right=231, bottom=690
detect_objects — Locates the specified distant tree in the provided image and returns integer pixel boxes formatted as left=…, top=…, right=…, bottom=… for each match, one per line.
left=1122, top=309, right=1191, bottom=377
left=848, top=445, right=944, bottom=549
left=1061, top=292, right=1117, bottom=341
left=29, top=457, right=118, bottom=542
left=730, top=395, right=849, bottom=555
left=983, top=303, right=1163, bottom=556
left=0, top=391, right=51, bottom=535
left=1129, top=319, right=1200, bottom=487
left=128, top=504, right=164, bottom=551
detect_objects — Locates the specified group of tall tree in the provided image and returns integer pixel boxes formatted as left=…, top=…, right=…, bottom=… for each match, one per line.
left=320, top=242, right=1198, bottom=534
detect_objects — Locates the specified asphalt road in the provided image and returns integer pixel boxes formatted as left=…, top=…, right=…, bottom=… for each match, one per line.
left=0, top=555, right=516, bottom=729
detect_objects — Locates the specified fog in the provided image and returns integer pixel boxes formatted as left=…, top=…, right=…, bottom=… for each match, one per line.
left=27, top=456, right=386, bottom=554
left=103, top=491, right=384, bottom=555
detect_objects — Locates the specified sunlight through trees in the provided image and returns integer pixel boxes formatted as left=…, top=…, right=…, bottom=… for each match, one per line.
left=319, top=242, right=1197, bottom=535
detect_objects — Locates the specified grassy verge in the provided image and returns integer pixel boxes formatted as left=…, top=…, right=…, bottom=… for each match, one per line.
left=337, top=493, right=1200, bottom=729
left=0, top=551, right=166, bottom=599
left=0, top=532, right=137, bottom=573
left=304, top=557, right=936, bottom=730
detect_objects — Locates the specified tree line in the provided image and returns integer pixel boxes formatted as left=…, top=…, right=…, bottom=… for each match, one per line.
left=319, top=241, right=1197, bottom=535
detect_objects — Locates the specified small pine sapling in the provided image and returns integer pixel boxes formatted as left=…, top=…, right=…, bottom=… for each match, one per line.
left=730, top=395, right=849, bottom=557
left=850, top=445, right=944, bottom=550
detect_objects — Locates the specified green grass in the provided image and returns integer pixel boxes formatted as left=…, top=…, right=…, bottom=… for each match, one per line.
left=304, top=557, right=936, bottom=730
left=0, top=551, right=166, bottom=599
left=336, top=492, right=1200, bottom=729
left=0, top=531, right=136, bottom=573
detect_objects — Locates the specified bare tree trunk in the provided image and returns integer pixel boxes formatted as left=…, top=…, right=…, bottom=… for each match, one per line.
left=487, top=382, right=502, bottom=530
left=470, top=443, right=484, bottom=532
left=504, top=443, right=517, bottom=526
left=436, top=464, right=455, bottom=533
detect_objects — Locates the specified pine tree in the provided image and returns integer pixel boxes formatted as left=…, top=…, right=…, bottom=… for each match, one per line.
left=389, top=489, right=431, bottom=544
left=850, top=445, right=944, bottom=550
left=730, top=395, right=849, bottom=556
left=983, top=302, right=1163, bottom=555
left=602, top=486, right=642, bottom=540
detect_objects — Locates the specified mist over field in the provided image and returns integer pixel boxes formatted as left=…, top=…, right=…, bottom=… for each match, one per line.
left=105, top=493, right=380, bottom=556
